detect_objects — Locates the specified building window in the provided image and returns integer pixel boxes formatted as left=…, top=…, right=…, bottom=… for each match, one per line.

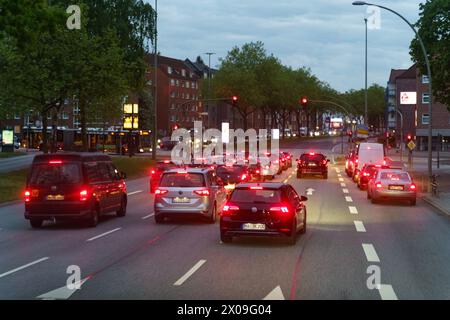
left=62, top=112, right=69, bottom=120
left=186, top=93, right=190, bottom=100
left=422, top=113, right=430, bottom=125
left=192, top=82, right=196, bottom=89
left=176, top=80, right=179, bottom=87
left=422, top=75, right=429, bottom=84
left=14, top=113, right=21, bottom=120
left=168, top=66, right=173, bottom=74
left=171, top=104, right=175, bottom=109
left=170, top=92, right=176, bottom=98
left=181, top=81, right=185, bottom=88
left=186, top=82, right=190, bottom=88
left=171, top=79, right=175, bottom=86
left=422, top=93, right=430, bottom=104
left=181, top=69, right=186, bottom=77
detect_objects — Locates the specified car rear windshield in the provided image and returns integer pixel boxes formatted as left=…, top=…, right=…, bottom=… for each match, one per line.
left=29, top=163, right=82, bottom=185
left=301, top=154, right=325, bottom=161
left=380, top=172, right=410, bottom=181
left=230, top=189, right=282, bottom=203
left=159, top=173, right=206, bottom=187
left=217, top=166, right=245, bottom=175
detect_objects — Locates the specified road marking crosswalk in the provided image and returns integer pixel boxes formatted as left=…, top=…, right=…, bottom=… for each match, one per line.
left=362, top=244, right=380, bottom=263
left=0, top=257, right=49, bottom=279
left=174, top=260, right=206, bottom=286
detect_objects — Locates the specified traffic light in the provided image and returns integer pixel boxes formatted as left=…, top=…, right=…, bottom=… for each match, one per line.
left=231, top=96, right=238, bottom=107
left=300, top=96, right=308, bottom=107
left=173, top=124, right=179, bottom=131
left=407, top=134, right=412, bottom=142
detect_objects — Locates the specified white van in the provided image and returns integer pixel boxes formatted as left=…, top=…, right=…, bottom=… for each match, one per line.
left=353, top=143, right=385, bottom=181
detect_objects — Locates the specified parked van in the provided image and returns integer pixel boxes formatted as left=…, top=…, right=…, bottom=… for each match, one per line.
left=24, top=153, right=127, bottom=228
left=353, top=143, right=385, bottom=182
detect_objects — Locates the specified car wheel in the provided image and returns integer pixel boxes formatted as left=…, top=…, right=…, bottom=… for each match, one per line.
left=220, top=232, right=232, bottom=243
left=207, top=205, right=217, bottom=224
left=154, top=214, right=164, bottom=224
left=87, top=207, right=99, bottom=228
left=116, top=196, right=127, bottom=217
left=299, top=212, right=307, bottom=235
left=30, top=219, right=43, bottom=229
left=287, top=219, right=297, bottom=245
left=297, top=171, right=302, bottom=179
left=410, top=198, right=416, bottom=206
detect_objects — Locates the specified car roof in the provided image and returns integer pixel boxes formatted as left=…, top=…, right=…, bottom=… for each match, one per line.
left=32, top=153, right=111, bottom=163
left=163, top=167, right=211, bottom=174
left=377, top=168, right=408, bottom=173
left=235, top=182, right=286, bottom=190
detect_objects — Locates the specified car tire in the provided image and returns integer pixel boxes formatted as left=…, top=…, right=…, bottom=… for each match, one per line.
left=154, top=214, right=164, bottom=224
left=220, top=232, right=232, bottom=243
left=288, top=219, right=297, bottom=245
left=297, top=171, right=302, bottom=179
left=87, top=207, right=99, bottom=228
left=410, top=198, right=416, bottom=206
left=299, top=212, right=307, bottom=235
left=30, top=219, right=43, bottom=228
left=116, top=196, right=127, bottom=217
left=207, top=205, right=217, bottom=224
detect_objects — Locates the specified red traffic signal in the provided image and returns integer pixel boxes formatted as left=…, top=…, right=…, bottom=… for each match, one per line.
left=173, top=124, right=179, bottom=130
left=300, top=96, right=308, bottom=107
left=407, top=134, right=412, bottom=141
left=231, top=96, right=238, bottom=106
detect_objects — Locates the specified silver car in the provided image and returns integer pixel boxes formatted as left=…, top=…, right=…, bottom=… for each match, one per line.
left=153, top=168, right=227, bottom=223
left=367, top=169, right=417, bottom=205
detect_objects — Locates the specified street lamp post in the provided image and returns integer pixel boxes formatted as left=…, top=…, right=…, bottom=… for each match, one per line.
left=152, top=0, right=158, bottom=160
left=352, top=1, right=433, bottom=190
left=364, top=18, right=368, bottom=126
left=396, top=109, right=404, bottom=163
left=204, top=52, right=215, bottom=128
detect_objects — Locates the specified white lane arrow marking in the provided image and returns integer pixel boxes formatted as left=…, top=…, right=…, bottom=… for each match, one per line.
left=37, top=277, right=90, bottom=300
left=263, top=286, right=285, bottom=300
left=306, top=188, right=315, bottom=196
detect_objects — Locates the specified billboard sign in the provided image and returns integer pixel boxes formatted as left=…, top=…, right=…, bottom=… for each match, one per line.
left=400, top=92, right=417, bottom=105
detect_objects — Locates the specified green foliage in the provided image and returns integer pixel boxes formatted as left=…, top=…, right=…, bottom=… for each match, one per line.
left=410, top=0, right=450, bottom=108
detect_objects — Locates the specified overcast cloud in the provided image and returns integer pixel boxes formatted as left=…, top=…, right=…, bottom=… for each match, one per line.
left=149, top=0, right=424, bottom=92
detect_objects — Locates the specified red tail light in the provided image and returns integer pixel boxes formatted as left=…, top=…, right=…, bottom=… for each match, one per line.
left=256, top=170, right=260, bottom=174
left=155, top=189, right=168, bottom=195
left=151, top=170, right=156, bottom=175
left=250, top=186, right=263, bottom=190
left=355, top=159, right=359, bottom=164
left=322, top=160, right=327, bottom=165
left=49, top=160, right=62, bottom=164
left=222, top=204, right=239, bottom=215
left=80, top=189, right=89, bottom=201
left=270, top=206, right=290, bottom=213
left=410, top=184, right=416, bottom=191
left=375, top=181, right=382, bottom=189
left=24, top=190, right=31, bottom=202
left=363, top=172, right=370, bottom=177
left=194, top=189, right=210, bottom=196
left=383, top=159, right=387, bottom=166
left=309, top=152, right=315, bottom=156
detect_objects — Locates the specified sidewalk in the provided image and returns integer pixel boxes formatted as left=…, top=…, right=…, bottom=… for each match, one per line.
left=422, top=193, right=450, bottom=217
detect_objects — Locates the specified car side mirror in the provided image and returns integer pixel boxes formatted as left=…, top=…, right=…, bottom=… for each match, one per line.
left=301, top=196, right=308, bottom=202
left=120, top=172, right=127, bottom=180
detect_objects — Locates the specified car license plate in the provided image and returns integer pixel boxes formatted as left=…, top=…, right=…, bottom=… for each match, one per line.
left=242, top=223, right=266, bottom=231
left=389, top=185, right=404, bottom=191
left=224, top=184, right=235, bottom=191
left=308, top=163, right=316, bottom=166
left=46, top=194, right=64, bottom=201
left=173, top=197, right=190, bottom=203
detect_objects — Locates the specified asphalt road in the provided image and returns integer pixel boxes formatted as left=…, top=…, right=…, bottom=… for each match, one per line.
left=0, top=136, right=449, bottom=300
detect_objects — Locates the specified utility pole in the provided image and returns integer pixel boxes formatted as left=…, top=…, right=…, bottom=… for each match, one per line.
left=152, top=0, right=158, bottom=160
left=364, top=18, right=368, bottom=126
left=204, top=52, right=215, bottom=129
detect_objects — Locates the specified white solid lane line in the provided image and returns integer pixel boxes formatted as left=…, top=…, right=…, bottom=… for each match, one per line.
left=345, top=196, right=353, bottom=202
left=348, top=206, right=358, bottom=214
left=378, top=284, right=398, bottom=300
left=343, top=189, right=349, bottom=194
left=354, top=221, right=366, bottom=232
left=127, top=190, right=143, bottom=196
left=362, top=244, right=380, bottom=263
left=0, top=257, right=49, bottom=279
left=86, top=228, right=121, bottom=242
left=174, top=259, right=206, bottom=286
left=142, top=213, right=155, bottom=220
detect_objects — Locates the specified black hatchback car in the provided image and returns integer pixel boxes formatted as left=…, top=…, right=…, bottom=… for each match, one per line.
left=24, top=153, right=127, bottom=228
left=297, top=152, right=330, bottom=179
left=220, top=183, right=307, bottom=245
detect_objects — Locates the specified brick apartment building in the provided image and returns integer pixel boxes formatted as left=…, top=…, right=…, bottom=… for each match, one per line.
left=386, top=63, right=450, bottom=151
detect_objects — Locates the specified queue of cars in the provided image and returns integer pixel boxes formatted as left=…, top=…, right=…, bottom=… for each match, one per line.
left=344, top=142, right=417, bottom=206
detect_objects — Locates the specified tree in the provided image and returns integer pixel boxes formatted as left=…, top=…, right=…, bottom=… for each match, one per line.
left=410, top=0, right=450, bottom=110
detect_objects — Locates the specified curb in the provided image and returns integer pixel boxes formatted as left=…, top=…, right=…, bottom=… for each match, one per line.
left=421, top=195, right=450, bottom=217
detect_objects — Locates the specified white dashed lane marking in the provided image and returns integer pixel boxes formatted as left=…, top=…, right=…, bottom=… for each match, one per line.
left=0, top=257, right=49, bottom=279
left=86, top=228, right=121, bottom=242
left=349, top=206, right=358, bottom=214
left=354, top=221, right=366, bottom=232
left=340, top=183, right=346, bottom=187
left=345, top=196, right=353, bottom=202
left=142, top=213, right=155, bottom=220
left=174, top=260, right=206, bottom=286
left=378, top=284, right=398, bottom=300
left=343, top=189, right=349, bottom=194
left=128, top=190, right=143, bottom=196
left=362, top=244, right=380, bottom=263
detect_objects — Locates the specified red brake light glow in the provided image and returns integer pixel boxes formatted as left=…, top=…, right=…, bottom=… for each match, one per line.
left=223, top=204, right=239, bottom=213
left=24, top=190, right=31, bottom=202
left=177, top=171, right=188, bottom=174
left=250, top=186, right=263, bottom=190
left=410, top=184, right=416, bottom=190
left=375, top=182, right=382, bottom=189
left=270, top=206, right=290, bottom=213
left=49, top=160, right=62, bottom=164
left=79, top=189, right=89, bottom=201
left=194, top=189, right=210, bottom=196
left=164, top=160, right=170, bottom=164
left=309, top=152, right=315, bottom=156
left=155, top=189, right=168, bottom=195
left=241, top=174, right=248, bottom=181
